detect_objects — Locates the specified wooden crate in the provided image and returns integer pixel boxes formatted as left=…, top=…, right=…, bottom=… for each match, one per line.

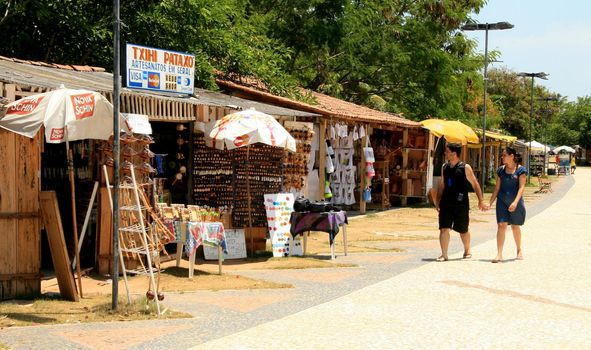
left=0, top=129, right=42, bottom=300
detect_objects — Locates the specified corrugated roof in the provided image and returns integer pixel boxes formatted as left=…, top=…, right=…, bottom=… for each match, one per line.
left=216, top=78, right=422, bottom=128
left=193, top=88, right=318, bottom=117
left=0, top=56, right=199, bottom=103
left=0, top=56, right=319, bottom=118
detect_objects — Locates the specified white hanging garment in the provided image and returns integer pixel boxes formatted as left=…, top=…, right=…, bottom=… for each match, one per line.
left=353, top=125, right=359, bottom=141
left=340, top=123, right=348, bottom=138
left=344, top=184, right=356, bottom=205
left=359, top=125, right=366, bottom=138
left=345, top=131, right=354, bottom=148
left=325, top=154, right=335, bottom=173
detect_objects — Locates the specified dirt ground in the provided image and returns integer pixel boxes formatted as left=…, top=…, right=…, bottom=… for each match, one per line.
left=40, top=176, right=552, bottom=296
left=1, top=175, right=557, bottom=328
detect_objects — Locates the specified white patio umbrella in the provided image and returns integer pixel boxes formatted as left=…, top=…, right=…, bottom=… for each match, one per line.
left=0, top=87, right=126, bottom=298
left=527, top=140, right=547, bottom=154
left=552, top=145, right=576, bottom=153
left=204, top=109, right=296, bottom=255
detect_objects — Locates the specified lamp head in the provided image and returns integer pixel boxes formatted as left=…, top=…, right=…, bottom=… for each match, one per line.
left=461, top=21, right=514, bottom=31
left=518, top=72, right=549, bottom=80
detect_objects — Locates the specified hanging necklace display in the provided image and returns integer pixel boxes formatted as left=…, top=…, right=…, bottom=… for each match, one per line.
left=282, top=125, right=314, bottom=193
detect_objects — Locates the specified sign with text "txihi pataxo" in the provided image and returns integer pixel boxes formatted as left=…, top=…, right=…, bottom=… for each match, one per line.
left=125, top=43, right=195, bottom=94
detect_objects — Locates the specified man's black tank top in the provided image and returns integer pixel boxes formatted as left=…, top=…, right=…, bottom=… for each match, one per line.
left=441, top=161, right=469, bottom=207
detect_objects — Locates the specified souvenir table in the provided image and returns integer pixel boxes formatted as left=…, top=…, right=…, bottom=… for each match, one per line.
left=163, top=219, right=227, bottom=277
left=289, top=210, right=348, bottom=259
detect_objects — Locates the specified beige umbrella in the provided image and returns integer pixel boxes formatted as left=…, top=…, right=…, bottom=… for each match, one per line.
left=0, top=87, right=126, bottom=298
left=205, top=109, right=296, bottom=256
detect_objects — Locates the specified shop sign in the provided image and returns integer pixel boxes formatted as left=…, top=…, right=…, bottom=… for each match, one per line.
left=125, top=43, right=195, bottom=94
left=122, top=113, right=152, bottom=134
left=204, top=229, right=247, bottom=260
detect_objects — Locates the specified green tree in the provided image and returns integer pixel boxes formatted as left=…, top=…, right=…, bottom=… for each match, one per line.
left=548, top=97, right=591, bottom=148
left=248, top=0, right=487, bottom=121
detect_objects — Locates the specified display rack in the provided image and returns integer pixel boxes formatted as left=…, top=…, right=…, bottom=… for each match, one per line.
left=390, top=130, right=428, bottom=206
left=192, top=134, right=283, bottom=228
left=104, top=164, right=162, bottom=316
left=283, top=125, right=313, bottom=193
left=372, top=161, right=390, bottom=209
left=192, top=133, right=234, bottom=208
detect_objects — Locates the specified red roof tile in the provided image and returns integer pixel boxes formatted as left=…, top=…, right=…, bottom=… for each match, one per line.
left=0, top=56, right=104, bottom=72
left=71, top=65, right=94, bottom=72
left=216, top=78, right=420, bottom=128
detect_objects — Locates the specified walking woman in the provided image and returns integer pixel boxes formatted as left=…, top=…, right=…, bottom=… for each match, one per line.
left=488, top=147, right=527, bottom=263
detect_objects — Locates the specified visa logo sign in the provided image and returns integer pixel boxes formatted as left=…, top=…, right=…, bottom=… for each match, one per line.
left=128, top=69, right=143, bottom=88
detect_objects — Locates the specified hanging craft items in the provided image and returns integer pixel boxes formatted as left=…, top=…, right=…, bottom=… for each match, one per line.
left=282, top=126, right=314, bottom=193
left=327, top=123, right=358, bottom=205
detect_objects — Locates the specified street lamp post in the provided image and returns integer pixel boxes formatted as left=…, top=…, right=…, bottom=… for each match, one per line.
left=461, top=22, right=514, bottom=188
left=518, top=72, right=548, bottom=183
left=538, top=96, right=558, bottom=175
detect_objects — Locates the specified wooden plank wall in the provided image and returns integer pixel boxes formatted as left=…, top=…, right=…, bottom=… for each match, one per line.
left=0, top=83, right=42, bottom=300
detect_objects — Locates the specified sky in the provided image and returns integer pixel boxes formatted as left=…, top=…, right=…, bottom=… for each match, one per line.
left=464, top=0, right=591, bottom=101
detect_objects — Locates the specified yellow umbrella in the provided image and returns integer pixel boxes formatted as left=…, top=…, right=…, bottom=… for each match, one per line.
left=420, top=119, right=478, bottom=145
left=482, top=130, right=517, bottom=143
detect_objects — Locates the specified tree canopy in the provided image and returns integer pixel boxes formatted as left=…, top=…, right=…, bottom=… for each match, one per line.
left=1, top=0, right=589, bottom=147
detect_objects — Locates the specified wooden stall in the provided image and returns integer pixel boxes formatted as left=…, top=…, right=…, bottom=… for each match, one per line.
left=216, top=78, right=427, bottom=211
left=0, top=84, right=42, bottom=300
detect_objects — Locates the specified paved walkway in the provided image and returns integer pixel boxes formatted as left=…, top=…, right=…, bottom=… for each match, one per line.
left=191, top=168, right=591, bottom=349
left=0, top=169, right=586, bottom=349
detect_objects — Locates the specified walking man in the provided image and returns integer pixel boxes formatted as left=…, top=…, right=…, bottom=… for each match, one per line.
left=435, top=142, right=487, bottom=261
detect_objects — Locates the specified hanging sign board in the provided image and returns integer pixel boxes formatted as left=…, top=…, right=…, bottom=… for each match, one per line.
left=204, top=229, right=247, bottom=260
left=122, top=113, right=152, bottom=134
left=124, top=43, right=195, bottom=94
left=264, top=193, right=302, bottom=257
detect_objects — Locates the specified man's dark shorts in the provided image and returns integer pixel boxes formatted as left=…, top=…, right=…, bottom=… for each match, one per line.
left=439, top=204, right=469, bottom=233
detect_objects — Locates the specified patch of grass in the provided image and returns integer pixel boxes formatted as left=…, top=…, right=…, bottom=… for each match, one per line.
left=361, top=235, right=437, bottom=242
left=149, top=267, right=293, bottom=292
left=347, top=244, right=406, bottom=252
left=248, top=256, right=357, bottom=269
left=0, top=294, right=191, bottom=329
left=365, top=213, right=378, bottom=218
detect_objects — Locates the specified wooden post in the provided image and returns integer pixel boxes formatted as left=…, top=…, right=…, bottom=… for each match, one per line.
left=494, top=144, right=500, bottom=170
left=66, top=142, right=83, bottom=298
left=426, top=133, right=435, bottom=193
left=245, top=145, right=254, bottom=257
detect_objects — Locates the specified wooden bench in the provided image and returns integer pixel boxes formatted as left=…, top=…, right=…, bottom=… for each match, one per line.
left=536, top=174, right=553, bottom=193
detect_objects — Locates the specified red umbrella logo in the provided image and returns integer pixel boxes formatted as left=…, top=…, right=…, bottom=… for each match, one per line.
left=234, top=134, right=250, bottom=147
left=6, top=96, right=45, bottom=116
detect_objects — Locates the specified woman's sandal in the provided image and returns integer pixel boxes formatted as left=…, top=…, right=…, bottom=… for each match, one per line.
left=436, top=256, right=448, bottom=262
left=492, top=258, right=503, bottom=263
left=462, top=253, right=472, bottom=259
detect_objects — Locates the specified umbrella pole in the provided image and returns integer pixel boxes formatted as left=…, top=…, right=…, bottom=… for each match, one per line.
left=66, top=139, right=83, bottom=298
left=246, top=145, right=254, bottom=257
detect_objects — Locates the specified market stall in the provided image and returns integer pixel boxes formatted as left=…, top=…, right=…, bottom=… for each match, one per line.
left=216, top=78, right=427, bottom=212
